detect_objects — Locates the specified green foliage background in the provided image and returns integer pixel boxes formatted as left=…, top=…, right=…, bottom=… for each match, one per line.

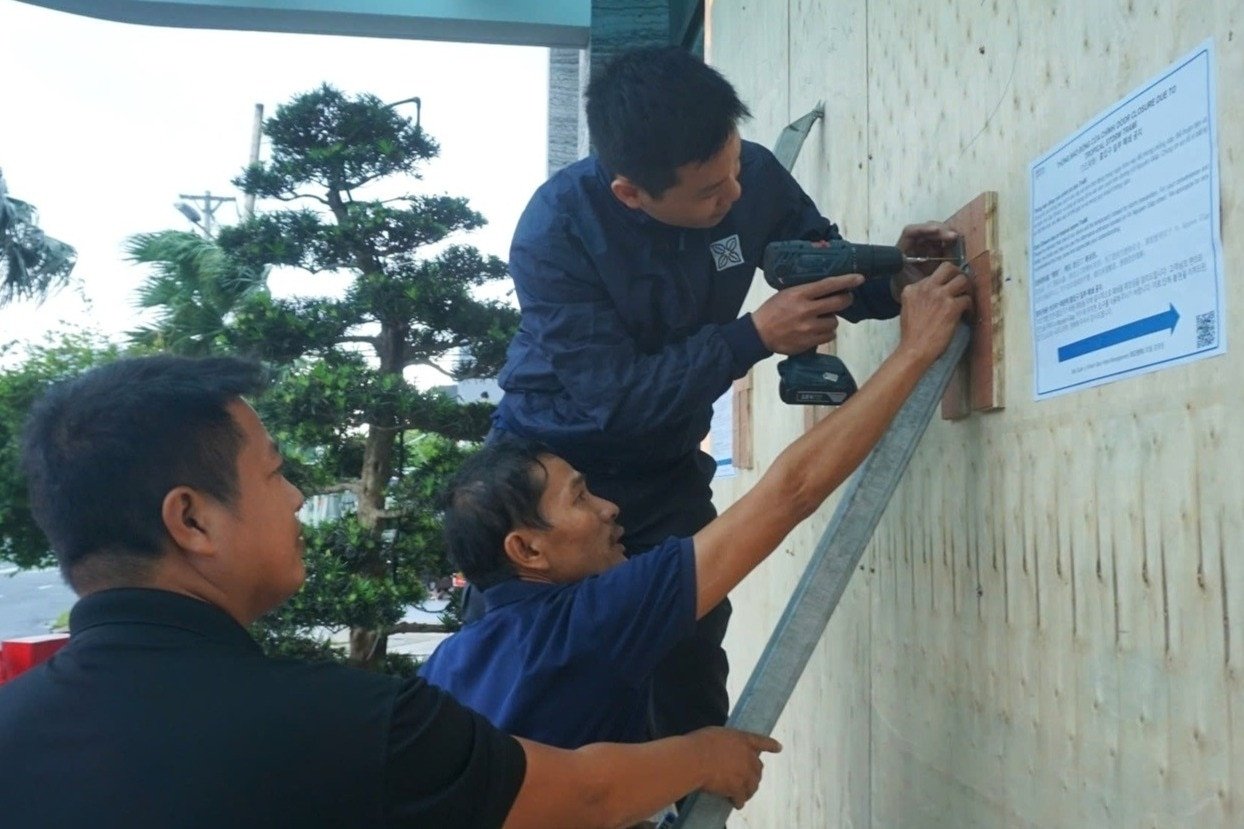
left=0, top=333, right=122, bottom=570
left=1, top=86, right=516, bottom=673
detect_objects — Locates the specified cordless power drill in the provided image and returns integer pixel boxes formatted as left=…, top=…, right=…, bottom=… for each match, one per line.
left=761, top=239, right=957, bottom=405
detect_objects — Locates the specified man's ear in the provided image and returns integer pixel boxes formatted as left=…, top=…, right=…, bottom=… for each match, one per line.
left=502, top=529, right=549, bottom=577
left=610, top=176, right=645, bottom=210
left=161, top=486, right=217, bottom=557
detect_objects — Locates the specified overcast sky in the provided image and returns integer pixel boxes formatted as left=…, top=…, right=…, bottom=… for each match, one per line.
left=0, top=1, right=549, bottom=355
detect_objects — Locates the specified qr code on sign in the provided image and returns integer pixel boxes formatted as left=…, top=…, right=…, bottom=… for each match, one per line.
left=1196, top=311, right=1216, bottom=348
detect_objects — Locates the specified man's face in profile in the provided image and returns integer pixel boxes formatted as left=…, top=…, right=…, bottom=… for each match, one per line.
left=520, top=455, right=627, bottom=583
left=210, top=400, right=307, bottom=616
left=616, top=131, right=744, bottom=230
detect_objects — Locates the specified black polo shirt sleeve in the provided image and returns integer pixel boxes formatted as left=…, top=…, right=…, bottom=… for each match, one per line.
left=383, top=675, right=527, bottom=828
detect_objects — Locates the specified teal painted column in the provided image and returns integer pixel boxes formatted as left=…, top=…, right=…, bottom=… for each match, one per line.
left=548, top=48, right=589, bottom=175
left=546, top=0, right=706, bottom=173
left=588, top=0, right=670, bottom=85
left=14, top=0, right=590, bottom=47
left=669, top=0, right=704, bottom=52
left=545, top=0, right=669, bottom=174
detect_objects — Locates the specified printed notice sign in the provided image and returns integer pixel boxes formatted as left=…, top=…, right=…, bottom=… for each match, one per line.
left=702, top=391, right=736, bottom=479
left=1029, top=40, right=1224, bottom=399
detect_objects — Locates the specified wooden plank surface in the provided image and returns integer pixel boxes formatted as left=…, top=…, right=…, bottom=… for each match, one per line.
left=732, top=372, right=754, bottom=470
left=940, top=191, right=1003, bottom=419
left=709, top=1, right=1244, bottom=826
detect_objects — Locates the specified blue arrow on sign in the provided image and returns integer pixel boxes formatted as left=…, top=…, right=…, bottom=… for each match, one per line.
left=1057, top=304, right=1180, bottom=362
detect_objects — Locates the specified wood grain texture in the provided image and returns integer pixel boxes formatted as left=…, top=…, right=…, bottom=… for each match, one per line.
left=939, top=192, right=1004, bottom=419
left=709, top=0, right=1244, bottom=826
left=732, top=372, right=754, bottom=470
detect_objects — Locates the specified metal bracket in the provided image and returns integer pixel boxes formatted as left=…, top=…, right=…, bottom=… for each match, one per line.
left=771, top=104, right=825, bottom=172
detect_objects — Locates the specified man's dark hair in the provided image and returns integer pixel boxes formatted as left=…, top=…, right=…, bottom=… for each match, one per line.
left=20, top=355, right=267, bottom=589
left=585, top=45, right=751, bottom=197
left=441, top=436, right=554, bottom=589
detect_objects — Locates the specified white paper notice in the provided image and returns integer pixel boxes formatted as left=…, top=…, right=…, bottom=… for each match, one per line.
left=701, top=390, right=736, bottom=479
left=1029, top=40, right=1224, bottom=399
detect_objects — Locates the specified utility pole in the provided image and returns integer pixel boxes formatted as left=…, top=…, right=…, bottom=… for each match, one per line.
left=174, top=102, right=260, bottom=234
left=244, top=103, right=264, bottom=219
left=174, top=191, right=235, bottom=238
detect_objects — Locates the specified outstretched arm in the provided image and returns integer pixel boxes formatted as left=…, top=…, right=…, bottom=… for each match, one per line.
left=691, top=264, right=972, bottom=619
left=504, top=727, right=781, bottom=829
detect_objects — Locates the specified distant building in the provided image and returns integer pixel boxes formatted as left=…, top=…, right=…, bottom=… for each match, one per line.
left=446, top=377, right=502, bottom=404
left=300, top=489, right=357, bottom=526
left=441, top=346, right=503, bottom=404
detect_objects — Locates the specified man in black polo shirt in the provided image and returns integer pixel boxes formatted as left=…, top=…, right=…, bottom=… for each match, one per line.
left=0, top=355, right=779, bottom=829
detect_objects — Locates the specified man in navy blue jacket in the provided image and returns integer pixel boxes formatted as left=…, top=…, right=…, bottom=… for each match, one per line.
left=425, top=267, right=971, bottom=757
left=487, top=46, right=958, bottom=740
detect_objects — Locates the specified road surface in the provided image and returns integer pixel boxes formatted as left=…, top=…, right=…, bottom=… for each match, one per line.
left=0, top=566, right=76, bottom=639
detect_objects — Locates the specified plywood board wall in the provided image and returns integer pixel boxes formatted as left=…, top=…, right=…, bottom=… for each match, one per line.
left=710, top=1, right=874, bottom=825
left=707, top=0, right=1244, bottom=825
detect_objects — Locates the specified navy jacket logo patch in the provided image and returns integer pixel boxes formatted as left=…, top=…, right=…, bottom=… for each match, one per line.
left=709, top=234, right=744, bottom=271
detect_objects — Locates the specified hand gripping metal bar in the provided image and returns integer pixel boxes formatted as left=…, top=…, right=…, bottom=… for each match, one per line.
left=674, top=323, right=971, bottom=828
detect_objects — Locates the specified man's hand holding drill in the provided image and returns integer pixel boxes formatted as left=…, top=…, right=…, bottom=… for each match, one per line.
left=751, top=220, right=963, bottom=356
left=751, top=273, right=863, bottom=355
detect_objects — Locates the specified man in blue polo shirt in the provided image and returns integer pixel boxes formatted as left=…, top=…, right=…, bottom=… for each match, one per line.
left=422, top=265, right=972, bottom=749
left=482, top=44, right=960, bottom=741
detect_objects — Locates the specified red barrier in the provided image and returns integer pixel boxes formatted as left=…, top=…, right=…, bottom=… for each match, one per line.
left=0, top=634, right=70, bottom=684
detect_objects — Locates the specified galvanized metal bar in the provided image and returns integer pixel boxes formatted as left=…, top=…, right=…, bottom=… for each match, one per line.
left=674, top=324, right=971, bottom=828
left=770, top=104, right=825, bottom=172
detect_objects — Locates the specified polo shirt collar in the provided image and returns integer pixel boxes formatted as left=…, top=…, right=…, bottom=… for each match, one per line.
left=69, top=587, right=261, bottom=653
left=482, top=578, right=556, bottom=612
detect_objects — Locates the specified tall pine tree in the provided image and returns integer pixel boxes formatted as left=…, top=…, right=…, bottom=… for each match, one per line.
left=214, top=85, right=518, bottom=668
